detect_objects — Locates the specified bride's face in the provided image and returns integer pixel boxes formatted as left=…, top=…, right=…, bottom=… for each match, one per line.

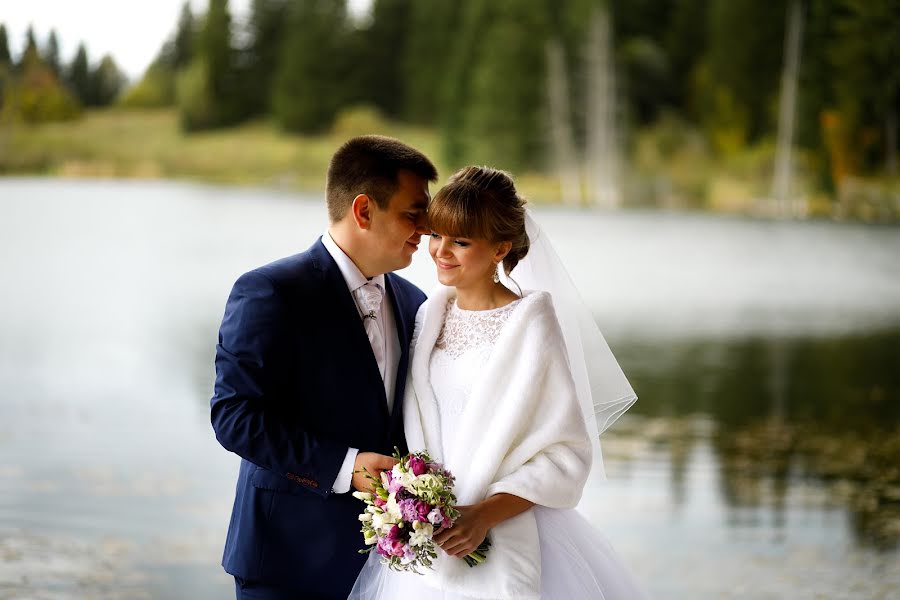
left=428, top=231, right=506, bottom=288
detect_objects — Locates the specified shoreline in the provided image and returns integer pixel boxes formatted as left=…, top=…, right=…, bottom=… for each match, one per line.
left=1, top=108, right=897, bottom=222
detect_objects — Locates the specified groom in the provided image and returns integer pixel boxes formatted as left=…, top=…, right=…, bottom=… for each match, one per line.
left=210, top=135, right=437, bottom=599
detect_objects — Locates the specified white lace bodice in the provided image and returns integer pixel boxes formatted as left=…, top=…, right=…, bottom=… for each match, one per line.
left=428, top=297, right=522, bottom=454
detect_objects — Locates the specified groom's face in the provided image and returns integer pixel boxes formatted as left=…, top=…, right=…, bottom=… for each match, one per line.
left=368, top=169, right=431, bottom=273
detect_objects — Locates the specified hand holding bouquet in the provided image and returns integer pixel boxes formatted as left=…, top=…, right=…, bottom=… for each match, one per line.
left=353, top=449, right=490, bottom=573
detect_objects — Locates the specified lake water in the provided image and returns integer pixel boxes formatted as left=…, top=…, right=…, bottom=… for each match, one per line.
left=1, top=177, right=898, bottom=599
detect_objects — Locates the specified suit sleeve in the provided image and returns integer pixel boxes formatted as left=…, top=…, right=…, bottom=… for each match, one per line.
left=210, top=270, right=347, bottom=497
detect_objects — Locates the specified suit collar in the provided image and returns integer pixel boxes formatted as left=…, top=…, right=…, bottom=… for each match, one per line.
left=320, top=231, right=386, bottom=293
left=383, top=273, right=411, bottom=440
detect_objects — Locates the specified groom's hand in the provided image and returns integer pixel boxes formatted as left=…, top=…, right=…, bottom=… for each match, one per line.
left=351, top=452, right=398, bottom=493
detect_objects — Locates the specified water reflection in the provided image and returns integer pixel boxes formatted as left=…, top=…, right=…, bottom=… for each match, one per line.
left=614, top=330, right=900, bottom=550
left=1, top=178, right=898, bottom=598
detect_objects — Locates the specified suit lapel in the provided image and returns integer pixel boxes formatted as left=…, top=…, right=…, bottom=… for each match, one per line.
left=383, top=273, right=410, bottom=439
left=309, top=239, right=389, bottom=418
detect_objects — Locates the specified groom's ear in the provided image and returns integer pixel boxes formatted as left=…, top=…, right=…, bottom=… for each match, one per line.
left=350, top=194, right=374, bottom=230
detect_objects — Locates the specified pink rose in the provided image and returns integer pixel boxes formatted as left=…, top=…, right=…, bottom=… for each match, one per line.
left=415, top=500, right=431, bottom=521
left=398, top=499, right=435, bottom=524
left=407, top=456, right=427, bottom=476
left=377, top=526, right=408, bottom=558
left=376, top=537, right=392, bottom=557
left=385, top=525, right=402, bottom=541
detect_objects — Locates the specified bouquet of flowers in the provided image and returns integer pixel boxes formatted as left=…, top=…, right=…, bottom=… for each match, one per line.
left=353, top=449, right=490, bottom=573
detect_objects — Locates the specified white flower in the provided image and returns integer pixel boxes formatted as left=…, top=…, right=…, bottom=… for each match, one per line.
left=427, top=508, right=443, bottom=526
left=385, top=494, right=403, bottom=521
left=364, top=530, right=377, bottom=545
left=358, top=513, right=373, bottom=522
left=352, top=491, right=373, bottom=502
left=396, top=469, right=417, bottom=489
left=372, top=510, right=396, bottom=530
left=409, top=520, right=434, bottom=547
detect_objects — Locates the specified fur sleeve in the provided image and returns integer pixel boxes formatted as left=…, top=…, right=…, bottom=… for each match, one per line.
left=484, top=297, right=592, bottom=507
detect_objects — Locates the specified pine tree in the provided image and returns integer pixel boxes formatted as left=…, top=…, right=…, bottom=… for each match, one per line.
left=0, top=24, right=10, bottom=66
left=67, top=43, right=92, bottom=104
left=663, top=0, right=707, bottom=114
left=609, top=0, right=673, bottom=43
left=796, top=0, right=839, bottom=189
left=829, top=0, right=900, bottom=175
left=19, top=25, right=40, bottom=71
left=445, top=0, right=554, bottom=170
left=45, top=29, right=61, bottom=76
left=705, top=0, right=788, bottom=145
left=202, top=0, right=237, bottom=121
left=0, top=24, right=11, bottom=108
left=9, top=28, right=81, bottom=121
left=90, top=54, right=126, bottom=106
left=273, top=0, right=349, bottom=133
left=178, top=0, right=242, bottom=129
left=24, top=25, right=37, bottom=53
left=441, top=0, right=489, bottom=167
left=362, top=0, right=413, bottom=118
left=125, top=2, right=193, bottom=108
left=402, top=0, right=461, bottom=124
left=174, top=1, right=195, bottom=68
left=244, top=0, right=288, bottom=115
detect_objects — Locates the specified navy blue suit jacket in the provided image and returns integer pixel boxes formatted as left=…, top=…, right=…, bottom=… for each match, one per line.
left=210, top=238, right=426, bottom=597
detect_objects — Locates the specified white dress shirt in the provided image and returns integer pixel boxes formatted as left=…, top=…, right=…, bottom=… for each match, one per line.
left=321, top=232, right=401, bottom=493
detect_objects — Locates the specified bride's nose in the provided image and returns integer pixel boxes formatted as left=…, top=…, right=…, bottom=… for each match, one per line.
left=435, top=239, right=453, bottom=258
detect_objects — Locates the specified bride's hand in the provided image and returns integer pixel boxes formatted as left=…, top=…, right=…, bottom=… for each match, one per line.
left=433, top=504, right=490, bottom=558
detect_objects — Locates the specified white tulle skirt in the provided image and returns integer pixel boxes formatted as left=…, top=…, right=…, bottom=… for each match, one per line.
left=348, top=506, right=649, bottom=600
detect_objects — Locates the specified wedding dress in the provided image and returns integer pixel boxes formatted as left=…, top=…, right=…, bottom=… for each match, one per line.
left=348, top=295, right=648, bottom=600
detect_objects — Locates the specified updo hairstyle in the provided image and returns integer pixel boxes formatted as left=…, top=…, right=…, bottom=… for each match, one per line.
left=427, top=166, right=530, bottom=276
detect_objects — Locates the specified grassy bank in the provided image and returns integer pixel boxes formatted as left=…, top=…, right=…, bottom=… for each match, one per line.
left=0, top=107, right=561, bottom=202
left=0, top=107, right=450, bottom=192
left=1, top=108, right=896, bottom=220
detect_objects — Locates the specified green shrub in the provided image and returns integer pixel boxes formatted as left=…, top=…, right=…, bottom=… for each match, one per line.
left=120, top=62, right=176, bottom=108
left=2, top=62, right=80, bottom=123
left=175, top=58, right=216, bottom=131
left=331, top=105, right=391, bottom=137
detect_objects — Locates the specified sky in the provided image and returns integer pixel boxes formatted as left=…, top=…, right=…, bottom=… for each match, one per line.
left=1, top=0, right=371, bottom=80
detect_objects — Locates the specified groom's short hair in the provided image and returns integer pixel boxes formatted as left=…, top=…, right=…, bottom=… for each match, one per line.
left=326, top=135, right=438, bottom=222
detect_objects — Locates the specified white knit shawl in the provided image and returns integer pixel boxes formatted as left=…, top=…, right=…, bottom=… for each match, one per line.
left=403, top=287, right=593, bottom=599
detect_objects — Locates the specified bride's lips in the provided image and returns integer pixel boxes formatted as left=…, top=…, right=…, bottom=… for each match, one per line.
left=436, top=261, right=458, bottom=270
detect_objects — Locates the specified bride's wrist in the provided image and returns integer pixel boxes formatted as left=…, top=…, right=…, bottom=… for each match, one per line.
left=475, top=498, right=505, bottom=529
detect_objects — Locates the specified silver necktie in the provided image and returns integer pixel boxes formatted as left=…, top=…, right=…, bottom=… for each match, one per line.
left=357, top=282, right=385, bottom=379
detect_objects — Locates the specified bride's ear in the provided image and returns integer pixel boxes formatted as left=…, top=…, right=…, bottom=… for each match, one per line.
left=494, top=240, right=513, bottom=262
left=351, top=194, right=373, bottom=230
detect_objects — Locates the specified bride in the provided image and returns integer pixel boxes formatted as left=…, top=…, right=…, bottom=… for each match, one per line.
left=349, top=166, right=647, bottom=599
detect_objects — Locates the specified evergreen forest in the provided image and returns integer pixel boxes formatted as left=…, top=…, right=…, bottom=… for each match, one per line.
left=1, top=0, right=897, bottom=218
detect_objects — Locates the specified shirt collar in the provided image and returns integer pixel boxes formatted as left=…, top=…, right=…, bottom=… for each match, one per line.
left=321, top=231, right=386, bottom=293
